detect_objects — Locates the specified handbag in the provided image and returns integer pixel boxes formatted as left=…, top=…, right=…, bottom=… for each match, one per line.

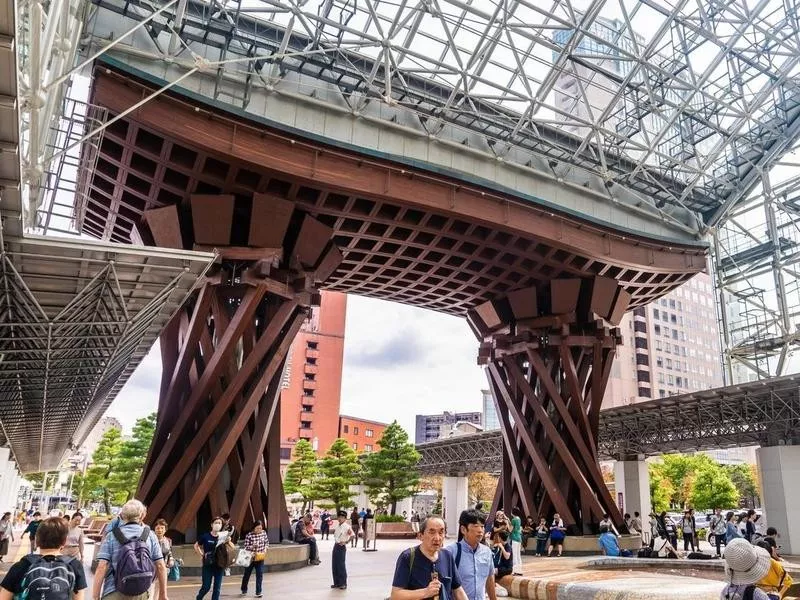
left=235, top=549, right=253, bottom=567
left=167, top=564, right=181, bottom=582
left=254, top=551, right=266, bottom=562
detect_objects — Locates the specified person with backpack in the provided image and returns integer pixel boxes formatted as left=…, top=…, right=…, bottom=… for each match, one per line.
left=721, top=539, right=771, bottom=600
left=0, top=517, right=87, bottom=600
left=390, top=516, right=468, bottom=600
left=193, top=517, right=228, bottom=600
left=710, top=508, right=728, bottom=557
left=92, top=500, right=166, bottom=600
left=444, top=510, right=497, bottom=600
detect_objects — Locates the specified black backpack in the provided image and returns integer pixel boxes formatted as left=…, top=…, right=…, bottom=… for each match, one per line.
left=19, top=555, right=75, bottom=600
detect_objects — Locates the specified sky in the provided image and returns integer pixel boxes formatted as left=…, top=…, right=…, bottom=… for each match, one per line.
left=106, top=294, right=487, bottom=436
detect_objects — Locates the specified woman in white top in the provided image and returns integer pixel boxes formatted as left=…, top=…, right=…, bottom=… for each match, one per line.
left=62, top=513, right=84, bottom=561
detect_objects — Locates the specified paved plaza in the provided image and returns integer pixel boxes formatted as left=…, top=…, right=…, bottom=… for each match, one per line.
left=5, top=533, right=798, bottom=599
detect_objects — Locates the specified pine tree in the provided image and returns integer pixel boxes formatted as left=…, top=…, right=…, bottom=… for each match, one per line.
left=316, top=439, right=362, bottom=512
left=283, top=439, right=320, bottom=513
left=115, top=414, right=156, bottom=501
left=84, top=427, right=124, bottom=514
left=363, top=421, right=420, bottom=515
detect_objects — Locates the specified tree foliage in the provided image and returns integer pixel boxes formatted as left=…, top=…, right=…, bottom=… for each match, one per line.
left=84, top=427, right=124, bottom=514
left=81, top=414, right=157, bottom=514
left=648, top=464, right=675, bottom=513
left=316, top=438, right=362, bottom=512
left=283, top=439, right=320, bottom=513
left=363, top=421, right=420, bottom=515
left=115, top=414, right=156, bottom=501
left=690, top=464, right=739, bottom=510
left=649, top=453, right=742, bottom=511
left=725, top=464, right=759, bottom=507
left=468, top=472, right=498, bottom=505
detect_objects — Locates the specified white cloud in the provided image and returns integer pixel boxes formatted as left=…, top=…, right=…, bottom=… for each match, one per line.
left=106, top=295, right=486, bottom=439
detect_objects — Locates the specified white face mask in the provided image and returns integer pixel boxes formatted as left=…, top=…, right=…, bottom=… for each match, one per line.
left=211, top=523, right=222, bottom=533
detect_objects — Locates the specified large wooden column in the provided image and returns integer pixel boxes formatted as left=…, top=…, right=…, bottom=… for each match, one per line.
left=468, top=277, right=631, bottom=534
left=136, top=194, right=341, bottom=542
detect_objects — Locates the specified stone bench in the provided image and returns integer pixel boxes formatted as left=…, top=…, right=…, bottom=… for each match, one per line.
left=525, top=534, right=642, bottom=555
left=376, top=522, right=416, bottom=539
left=171, top=543, right=309, bottom=575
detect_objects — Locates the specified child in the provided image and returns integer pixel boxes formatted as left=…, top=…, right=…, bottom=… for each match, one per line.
left=534, top=518, right=549, bottom=557
left=0, top=517, right=87, bottom=600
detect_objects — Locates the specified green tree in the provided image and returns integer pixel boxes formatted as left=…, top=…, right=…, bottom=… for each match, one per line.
left=115, top=414, right=156, bottom=501
left=649, top=463, right=675, bottom=513
left=690, top=464, right=738, bottom=511
left=283, top=439, right=320, bottom=513
left=316, top=439, right=362, bottom=512
left=84, top=427, right=124, bottom=514
left=725, top=464, right=759, bottom=507
left=363, top=421, right=420, bottom=515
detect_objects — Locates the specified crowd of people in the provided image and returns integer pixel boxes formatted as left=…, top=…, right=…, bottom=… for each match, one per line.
left=0, top=500, right=792, bottom=600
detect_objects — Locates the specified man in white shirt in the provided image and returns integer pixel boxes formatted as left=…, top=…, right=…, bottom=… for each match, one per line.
left=331, top=510, right=354, bottom=590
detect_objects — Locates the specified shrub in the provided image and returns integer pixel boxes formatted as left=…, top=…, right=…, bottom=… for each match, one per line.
left=376, top=514, right=407, bottom=523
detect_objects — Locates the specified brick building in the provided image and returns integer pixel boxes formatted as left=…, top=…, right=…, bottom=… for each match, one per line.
left=338, top=415, right=388, bottom=453
left=280, top=291, right=347, bottom=461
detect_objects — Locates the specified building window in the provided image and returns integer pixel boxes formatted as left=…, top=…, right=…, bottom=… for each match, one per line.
left=302, top=404, right=313, bottom=412
left=364, top=444, right=373, bottom=452
left=659, top=389, right=666, bottom=398
left=306, top=357, right=317, bottom=366
left=653, top=309, right=659, bottom=319
left=352, top=443, right=358, bottom=450
left=303, top=389, right=314, bottom=397
left=669, top=299, right=676, bottom=309
left=343, top=424, right=349, bottom=433
left=280, top=447, right=291, bottom=460
left=656, top=357, right=663, bottom=367
left=354, top=427, right=359, bottom=435
left=666, top=358, right=673, bottom=369
left=654, top=324, right=661, bottom=335
left=655, top=340, right=662, bottom=351
left=305, top=373, right=316, bottom=381
left=301, top=421, right=312, bottom=429
left=307, top=341, right=319, bottom=350
left=365, top=429, right=374, bottom=438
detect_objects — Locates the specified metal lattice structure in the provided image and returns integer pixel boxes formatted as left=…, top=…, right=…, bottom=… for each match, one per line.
left=0, top=234, right=213, bottom=472
left=13, top=0, right=800, bottom=379
left=417, top=373, right=800, bottom=475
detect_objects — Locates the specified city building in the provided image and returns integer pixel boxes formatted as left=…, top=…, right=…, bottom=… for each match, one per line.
left=280, top=291, right=347, bottom=461
left=338, top=415, right=388, bottom=453
left=482, top=389, right=499, bottom=431
left=440, top=421, right=483, bottom=438
left=415, top=411, right=482, bottom=444
left=603, top=272, right=724, bottom=408
left=80, top=416, right=122, bottom=460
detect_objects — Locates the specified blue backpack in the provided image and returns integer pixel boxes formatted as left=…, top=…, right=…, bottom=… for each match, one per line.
left=111, top=526, right=155, bottom=596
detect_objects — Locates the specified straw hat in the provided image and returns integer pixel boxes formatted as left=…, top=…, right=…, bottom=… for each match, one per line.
left=724, top=539, right=772, bottom=584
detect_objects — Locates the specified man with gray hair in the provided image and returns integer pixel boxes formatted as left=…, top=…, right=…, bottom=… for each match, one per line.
left=92, top=500, right=168, bottom=600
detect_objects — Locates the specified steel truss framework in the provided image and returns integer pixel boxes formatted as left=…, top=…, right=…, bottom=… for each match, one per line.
left=417, top=373, right=800, bottom=475
left=66, top=0, right=800, bottom=230
left=16, top=0, right=799, bottom=381
left=0, top=234, right=213, bottom=472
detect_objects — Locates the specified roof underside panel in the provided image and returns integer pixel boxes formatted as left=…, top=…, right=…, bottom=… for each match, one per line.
left=0, top=235, right=213, bottom=473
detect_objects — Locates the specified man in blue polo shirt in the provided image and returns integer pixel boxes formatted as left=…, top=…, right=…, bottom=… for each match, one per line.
left=446, top=510, right=498, bottom=600
left=390, top=516, right=468, bottom=600
left=92, top=499, right=167, bottom=600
